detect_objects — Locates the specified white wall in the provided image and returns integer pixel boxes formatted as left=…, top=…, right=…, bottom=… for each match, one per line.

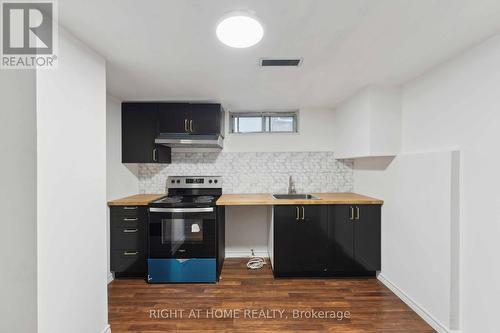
left=333, top=86, right=401, bottom=159
left=225, top=207, right=271, bottom=257
left=223, top=108, right=335, bottom=152
left=401, top=34, right=500, bottom=333
left=36, top=29, right=109, bottom=333
left=355, top=152, right=460, bottom=332
left=333, top=92, right=371, bottom=157
left=355, top=33, right=500, bottom=333
left=0, top=71, right=37, bottom=333
left=106, top=95, right=139, bottom=280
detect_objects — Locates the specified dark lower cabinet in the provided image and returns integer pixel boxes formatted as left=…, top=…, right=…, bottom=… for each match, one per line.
left=273, top=204, right=381, bottom=277
left=328, top=205, right=381, bottom=274
left=110, top=206, right=148, bottom=278
left=273, top=205, right=328, bottom=276
left=328, top=205, right=355, bottom=272
left=352, top=205, right=381, bottom=272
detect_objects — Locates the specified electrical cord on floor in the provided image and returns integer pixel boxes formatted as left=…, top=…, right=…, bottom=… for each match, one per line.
left=246, top=249, right=266, bottom=269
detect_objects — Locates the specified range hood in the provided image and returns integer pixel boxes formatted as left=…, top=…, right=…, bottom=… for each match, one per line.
left=155, top=133, right=223, bottom=149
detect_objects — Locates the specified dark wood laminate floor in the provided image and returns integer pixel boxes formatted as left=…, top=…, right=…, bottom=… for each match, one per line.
left=108, top=259, right=435, bottom=333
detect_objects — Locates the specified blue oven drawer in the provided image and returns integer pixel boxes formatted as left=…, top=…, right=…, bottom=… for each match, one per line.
left=147, top=258, right=216, bottom=283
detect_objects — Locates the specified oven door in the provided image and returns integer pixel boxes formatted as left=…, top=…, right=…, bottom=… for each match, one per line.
left=149, top=207, right=216, bottom=258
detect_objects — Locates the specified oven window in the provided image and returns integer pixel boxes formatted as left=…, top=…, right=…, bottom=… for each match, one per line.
left=161, top=218, right=204, bottom=246
left=148, top=213, right=216, bottom=258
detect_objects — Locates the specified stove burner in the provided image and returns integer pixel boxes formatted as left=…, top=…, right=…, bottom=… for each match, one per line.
left=194, top=196, right=215, bottom=203
left=158, top=196, right=182, bottom=204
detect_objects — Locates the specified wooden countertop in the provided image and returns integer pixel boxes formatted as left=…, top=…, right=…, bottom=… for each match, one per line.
left=108, top=193, right=383, bottom=207
left=107, top=194, right=165, bottom=206
left=216, top=192, right=383, bottom=206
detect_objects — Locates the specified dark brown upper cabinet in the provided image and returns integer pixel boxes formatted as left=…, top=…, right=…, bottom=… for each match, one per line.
left=121, top=102, right=171, bottom=164
left=157, top=103, right=191, bottom=134
left=158, top=103, right=225, bottom=136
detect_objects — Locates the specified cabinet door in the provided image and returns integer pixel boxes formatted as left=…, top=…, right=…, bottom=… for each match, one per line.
left=111, top=250, right=146, bottom=276
left=274, top=205, right=328, bottom=275
left=328, top=205, right=355, bottom=272
left=188, top=103, right=223, bottom=135
left=353, top=205, right=381, bottom=271
left=122, top=103, right=170, bottom=163
left=158, top=103, right=190, bottom=134
left=122, top=103, right=156, bottom=163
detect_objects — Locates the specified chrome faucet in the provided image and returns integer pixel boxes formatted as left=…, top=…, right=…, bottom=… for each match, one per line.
left=288, top=176, right=296, bottom=194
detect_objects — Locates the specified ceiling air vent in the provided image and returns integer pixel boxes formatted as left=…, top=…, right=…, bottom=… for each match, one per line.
left=260, top=58, right=302, bottom=67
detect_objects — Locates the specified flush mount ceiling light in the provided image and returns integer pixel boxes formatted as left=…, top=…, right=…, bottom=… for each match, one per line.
left=216, top=14, right=264, bottom=48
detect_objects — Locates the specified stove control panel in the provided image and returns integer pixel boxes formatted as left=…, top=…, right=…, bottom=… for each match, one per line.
left=167, top=176, right=222, bottom=189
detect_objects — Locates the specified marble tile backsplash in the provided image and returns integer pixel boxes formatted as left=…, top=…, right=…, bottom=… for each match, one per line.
left=138, top=152, right=353, bottom=194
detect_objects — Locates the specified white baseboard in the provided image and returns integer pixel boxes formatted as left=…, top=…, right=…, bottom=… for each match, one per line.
left=225, top=250, right=269, bottom=258
left=101, top=324, right=111, bottom=333
left=377, top=273, right=460, bottom=333
left=107, top=272, right=114, bottom=284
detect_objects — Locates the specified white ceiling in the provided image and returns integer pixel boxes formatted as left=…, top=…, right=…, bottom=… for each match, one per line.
left=59, top=0, right=500, bottom=110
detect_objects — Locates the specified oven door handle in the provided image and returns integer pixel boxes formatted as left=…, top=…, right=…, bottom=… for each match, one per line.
left=149, top=207, right=214, bottom=213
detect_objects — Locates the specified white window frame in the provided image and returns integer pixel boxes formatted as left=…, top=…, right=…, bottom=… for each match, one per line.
left=229, top=111, right=299, bottom=134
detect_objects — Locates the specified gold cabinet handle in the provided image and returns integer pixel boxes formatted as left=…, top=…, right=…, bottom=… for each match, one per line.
left=296, top=206, right=300, bottom=220
left=350, top=206, right=354, bottom=220
left=184, top=119, right=188, bottom=132
left=355, top=206, right=360, bottom=220
left=189, top=119, right=193, bottom=132
left=301, top=206, right=305, bottom=220
left=152, top=148, right=157, bottom=162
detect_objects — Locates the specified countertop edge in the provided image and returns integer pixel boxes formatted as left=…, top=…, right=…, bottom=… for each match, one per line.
left=107, top=194, right=166, bottom=206
left=215, top=193, right=384, bottom=206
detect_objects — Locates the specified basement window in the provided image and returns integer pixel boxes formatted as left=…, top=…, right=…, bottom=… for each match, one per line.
left=230, top=111, right=298, bottom=134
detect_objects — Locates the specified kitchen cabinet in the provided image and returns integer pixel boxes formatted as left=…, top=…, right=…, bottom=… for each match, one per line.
left=333, top=86, right=400, bottom=159
left=157, top=103, right=191, bottom=134
left=273, top=205, right=328, bottom=276
left=158, top=102, right=224, bottom=135
left=188, top=103, right=224, bottom=135
left=110, top=206, right=148, bottom=278
left=122, top=102, right=171, bottom=163
left=272, top=204, right=381, bottom=277
left=328, top=205, right=381, bottom=273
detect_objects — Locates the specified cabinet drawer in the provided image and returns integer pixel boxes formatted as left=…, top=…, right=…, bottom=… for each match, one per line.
left=110, top=206, right=147, bottom=228
left=111, top=249, right=146, bottom=274
left=111, top=227, right=146, bottom=250
left=111, top=215, right=145, bottom=229
left=111, top=205, right=145, bottom=218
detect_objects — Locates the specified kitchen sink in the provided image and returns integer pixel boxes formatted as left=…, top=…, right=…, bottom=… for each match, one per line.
left=272, top=194, right=320, bottom=200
